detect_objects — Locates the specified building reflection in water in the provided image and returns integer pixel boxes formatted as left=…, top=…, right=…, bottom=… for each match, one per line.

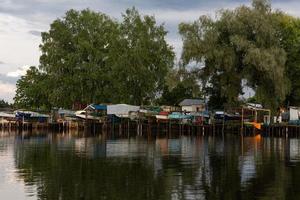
left=1, top=131, right=300, bottom=199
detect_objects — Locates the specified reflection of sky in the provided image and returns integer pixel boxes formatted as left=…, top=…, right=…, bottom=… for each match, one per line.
left=0, top=137, right=37, bottom=200
left=289, top=139, right=300, bottom=162
left=239, top=154, right=256, bottom=186
left=4, top=132, right=300, bottom=199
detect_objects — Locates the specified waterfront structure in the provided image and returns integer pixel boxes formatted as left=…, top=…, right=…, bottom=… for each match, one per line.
left=179, top=99, right=206, bottom=112
left=0, top=112, right=15, bottom=123
left=75, top=104, right=107, bottom=120
left=15, top=110, right=49, bottom=122
left=107, top=104, right=140, bottom=118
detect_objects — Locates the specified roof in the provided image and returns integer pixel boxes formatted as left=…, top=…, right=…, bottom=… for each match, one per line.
left=0, top=112, right=15, bottom=118
left=179, top=99, right=205, bottom=106
left=15, top=110, right=49, bottom=118
left=84, top=104, right=107, bottom=111
left=58, top=109, right=75, bottom=116
left=107, top=104, right=140, bottom=116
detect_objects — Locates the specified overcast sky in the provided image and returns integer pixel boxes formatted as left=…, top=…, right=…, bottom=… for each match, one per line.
left=0, top=0, right=300, bottom=103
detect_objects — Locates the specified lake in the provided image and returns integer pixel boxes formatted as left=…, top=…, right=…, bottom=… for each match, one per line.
left=0, top=131, right=300, bottom=200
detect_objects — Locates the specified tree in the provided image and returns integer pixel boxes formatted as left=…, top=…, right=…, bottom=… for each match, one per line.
left=40, top=9, right=119, bottom=108
left=14, top=66, right=50, bottom=110
left=0, top=99, right=10, bottom=108
left=113, top=8, right=174, bottom=104
left=179, top=0, right=290, bottom=110
left=158, top=67, right=202, bottom=105
left=276, top=14, right=300, bottom=106
left=109, top=8, right=174, bottom=105
left=37, top=8, right=174, bottom=108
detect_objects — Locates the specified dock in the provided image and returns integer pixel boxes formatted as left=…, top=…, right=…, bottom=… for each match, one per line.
left=2, top=119, right=300, bottom=138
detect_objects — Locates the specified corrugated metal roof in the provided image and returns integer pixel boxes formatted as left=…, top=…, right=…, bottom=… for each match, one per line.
left=179, top=99, right=205, bottom=106
left=107, top=104, right=140, bottom=116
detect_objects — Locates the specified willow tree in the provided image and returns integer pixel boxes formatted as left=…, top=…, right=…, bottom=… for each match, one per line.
left=277, top=14, right=300, bottom=106
left=179, top=0, right=290, bottom=110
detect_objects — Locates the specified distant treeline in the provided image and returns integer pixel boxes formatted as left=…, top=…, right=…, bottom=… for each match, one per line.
left=14, top=0, right=300, bottom=111
left=0, top=99, right=11, bottom=108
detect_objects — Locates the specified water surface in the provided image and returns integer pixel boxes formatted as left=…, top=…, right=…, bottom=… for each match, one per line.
left=0, top=131, right=300, bottom=200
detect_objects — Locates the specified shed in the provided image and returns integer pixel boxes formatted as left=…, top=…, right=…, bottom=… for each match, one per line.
left=289, top=107, right=300, bottom=121
left=179, top=99, right=206, bottom=112
left=107, top=104, right=140, bottom=118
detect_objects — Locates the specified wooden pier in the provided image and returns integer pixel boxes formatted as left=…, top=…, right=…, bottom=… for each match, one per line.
left=2, top=118, right=300, bottom=138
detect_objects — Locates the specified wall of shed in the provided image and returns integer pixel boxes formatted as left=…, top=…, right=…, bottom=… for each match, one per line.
left=181, top=105, right=205, bottom=112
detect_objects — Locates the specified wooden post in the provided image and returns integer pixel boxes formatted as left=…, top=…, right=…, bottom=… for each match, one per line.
left=241, top=107, right=244, bottom=135
left=127, top=118, right=130, bottom=137
left=222, top=109, right=225, bottom=136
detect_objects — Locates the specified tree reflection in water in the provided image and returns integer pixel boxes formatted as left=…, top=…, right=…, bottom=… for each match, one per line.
left=8, top=132, right=300, bottom=200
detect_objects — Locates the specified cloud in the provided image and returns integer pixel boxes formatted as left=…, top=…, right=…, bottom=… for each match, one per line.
left=6, top=65, right=30, bottom=78
left=28, top=30, right=41, bottom=37
left=0, top=13, right=42, bottom=74
left=1, top=0, right=300, bottom=103
left=0, top=81, right=16, bottom=103
left=0, top=74, right=18, bottom=84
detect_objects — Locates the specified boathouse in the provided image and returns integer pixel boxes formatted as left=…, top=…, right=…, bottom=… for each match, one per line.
left=107, top=104, right=140, bottom=118
left=179, top=99, right=206, bottom=112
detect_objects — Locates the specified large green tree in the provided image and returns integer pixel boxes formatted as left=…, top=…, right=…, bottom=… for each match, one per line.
left=110, top=8, right=174, bottom=105
left=277, top=14, right=300, bottom=106
left=34, top=8, right=174, bottom=108
left=179, top=0, right=290, bottom=110
left=40, top=9, right=119, bottom=108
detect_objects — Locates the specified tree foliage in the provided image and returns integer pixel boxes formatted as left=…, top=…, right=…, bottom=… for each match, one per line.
left=110, top=8, right=174, bottom=105
left=14, top=1, right=300, bottom=110
left=35, top=8, right=174, bottom=108
left=0, top=99, right=10, bottom=108
left=276, top=14, right=300, bottom=106
left=14, top=66, right=50, bottom=110
left=159, top=66, right=202, bottom=105
left=179, top=0, right=290, bottom=110
left=40, top=9, right=119, bottom=108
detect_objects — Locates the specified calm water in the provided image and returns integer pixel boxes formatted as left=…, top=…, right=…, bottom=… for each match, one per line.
left=0, top=131, right=300, bottom=200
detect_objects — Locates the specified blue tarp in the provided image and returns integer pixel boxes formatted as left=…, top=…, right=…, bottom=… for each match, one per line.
left=168, top=112, right=193, bottom=120
left=15, top=112, right=31, bottom=120
left=15, top=111, right=48, bottom=122
left=91, top=104, right=107, bottom=110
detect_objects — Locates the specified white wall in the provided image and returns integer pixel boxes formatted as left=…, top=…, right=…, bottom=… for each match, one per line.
left=181, top=105, right=205, bottom=112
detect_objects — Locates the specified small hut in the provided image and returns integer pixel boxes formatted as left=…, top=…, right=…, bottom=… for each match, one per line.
left=179, top=99, right=206, bottom=113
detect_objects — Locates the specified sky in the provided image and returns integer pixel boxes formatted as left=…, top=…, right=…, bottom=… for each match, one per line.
left=0, top=0, right=300, bottom=103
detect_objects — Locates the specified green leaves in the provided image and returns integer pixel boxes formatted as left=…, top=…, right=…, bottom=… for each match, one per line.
left=111, top=8, right=174, bottom=105
left=14, top=66, right=50, bottom=110
left=0, top=99, right=11, bottom=108
left=179, top=0, right=291, bottom=110
left=16, top=8, right=174, bottom=109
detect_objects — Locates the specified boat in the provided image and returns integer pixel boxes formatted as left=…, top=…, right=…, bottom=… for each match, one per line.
left=75, top=110, right=101, bottom=120
left=155, top=111, right=169, bottom=121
